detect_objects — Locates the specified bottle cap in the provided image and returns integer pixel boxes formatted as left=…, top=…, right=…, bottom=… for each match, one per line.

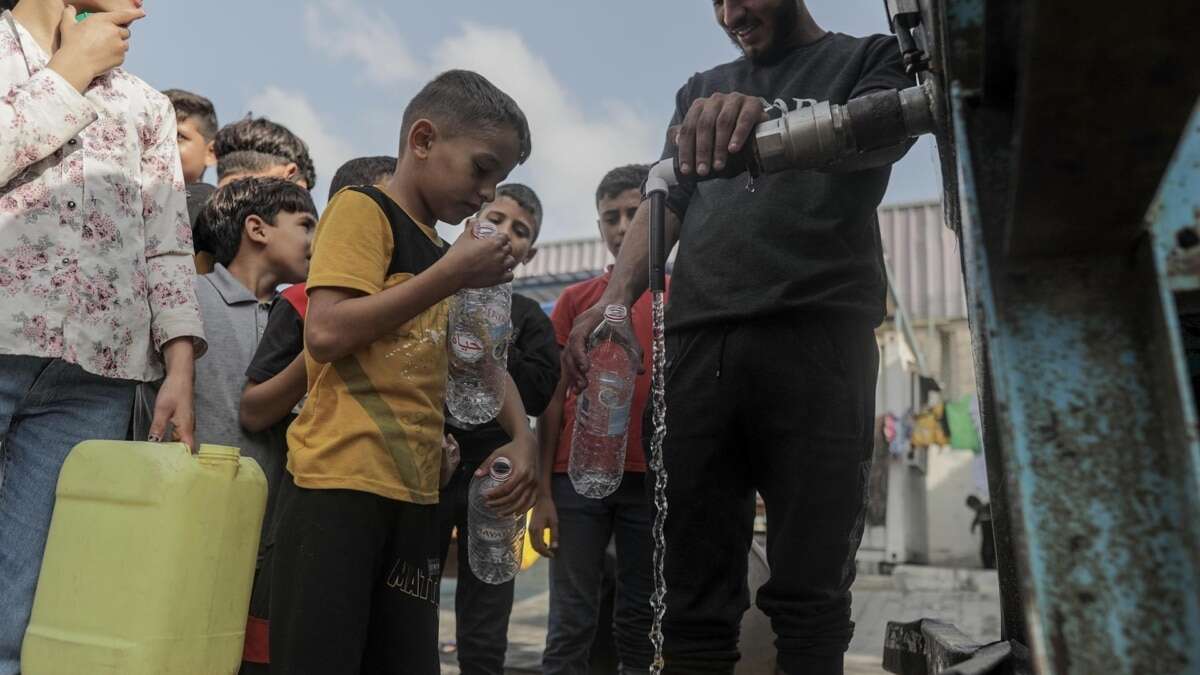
left=604, top=304, right=628, bottom=322
left=489, top=457, right=513, bottom=482
left=474, top=221, right=497, bottom=238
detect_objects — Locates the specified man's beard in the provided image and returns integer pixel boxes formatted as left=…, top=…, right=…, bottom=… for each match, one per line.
left=726, top=0, right=802, bottom=63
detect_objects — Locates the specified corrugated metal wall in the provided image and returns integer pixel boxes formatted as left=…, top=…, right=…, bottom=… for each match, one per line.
left=878, top=201, right=967, bottom=321
left=521, top=201, right=967, bottom=324
left=515, top=239, right=613, bottom=279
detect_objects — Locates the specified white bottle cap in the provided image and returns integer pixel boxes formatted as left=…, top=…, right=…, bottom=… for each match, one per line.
left=604, top=304, right=628, bottom=322
left=489, top=457, right=513, bottom=482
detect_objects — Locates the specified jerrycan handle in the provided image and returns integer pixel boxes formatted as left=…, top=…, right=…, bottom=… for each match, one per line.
left=197, top=444, right=241, bottom=476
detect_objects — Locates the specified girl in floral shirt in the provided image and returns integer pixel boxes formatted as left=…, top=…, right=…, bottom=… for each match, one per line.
left=0, top=2, right=206, bottom=671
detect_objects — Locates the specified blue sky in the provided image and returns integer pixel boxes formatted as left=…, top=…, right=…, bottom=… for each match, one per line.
left=127, top=0, right=942, bottom=241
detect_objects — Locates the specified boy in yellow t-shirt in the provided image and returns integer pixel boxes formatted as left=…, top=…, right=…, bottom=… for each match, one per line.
left=268, top=70, right=539, bottom=674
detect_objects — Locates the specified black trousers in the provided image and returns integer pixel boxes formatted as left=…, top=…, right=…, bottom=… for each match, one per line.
left=436, top=460, right=515, bottom=675
left=269, top=474, right=442, bottom=674
left=647, top=313, right=878, bottom=675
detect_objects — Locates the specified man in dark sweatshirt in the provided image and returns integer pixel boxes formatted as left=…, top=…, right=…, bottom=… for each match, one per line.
left=438, top=183, right=560, bottom=675
left=562, top=2, right=915, bottom=674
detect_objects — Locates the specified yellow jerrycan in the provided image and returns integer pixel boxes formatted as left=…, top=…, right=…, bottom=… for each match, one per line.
left=22, top=441, right=267, bottom=675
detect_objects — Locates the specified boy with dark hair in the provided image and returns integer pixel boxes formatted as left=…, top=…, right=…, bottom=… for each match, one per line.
left=531, top=163, right=661, bottom=675
left=268, top=70, right=538, bottom=674
left=235, top=156, right=403, bottom=675
left=163, top=88, right=217, bottom=185
left=439, top=182, right=559, bottom=675
left=214, top=116, right=317, bottom=190
left=181, top=177, right=314, bottom=521
left=198, top=117, right=315, bottom=273
left=328, top=155, right=396, bottom=198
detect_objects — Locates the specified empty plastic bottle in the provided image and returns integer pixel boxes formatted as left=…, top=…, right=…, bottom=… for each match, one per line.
left=468, top=457, right=526, bottom=584
left=447, top=221, right=512, bottom=425
left=570, top=304, right=638, bottom=499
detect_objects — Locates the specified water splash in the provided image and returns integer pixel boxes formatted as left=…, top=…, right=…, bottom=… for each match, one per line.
left=649, top=290, right=669, bottom=674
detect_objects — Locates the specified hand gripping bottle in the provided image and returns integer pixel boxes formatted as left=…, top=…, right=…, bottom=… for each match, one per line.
left=468, top=457, right=526, bottom=584
left=447, top=221, right=512, bottom=424
left=569, top=304, right=638, bottom=498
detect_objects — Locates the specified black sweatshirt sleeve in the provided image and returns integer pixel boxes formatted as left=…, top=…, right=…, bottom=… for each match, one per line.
left=508, top=294, right=560, bottom=417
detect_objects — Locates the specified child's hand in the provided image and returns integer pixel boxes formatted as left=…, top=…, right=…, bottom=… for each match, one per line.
left=442, top=219, right=517, bottom=290
left=563, top=302, right=645, bottom=394
left=48, top=6, right=146, bottom=93
left=528, top=493, right=559, bottom=558
left=440, top=433, right=461, bottom=488
left=477, top=432, right=538, bottom=517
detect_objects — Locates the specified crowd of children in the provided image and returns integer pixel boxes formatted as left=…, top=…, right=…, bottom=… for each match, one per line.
left=0, top=0, right=916, bottom=672
left=0, top=2, right=664, bottom=674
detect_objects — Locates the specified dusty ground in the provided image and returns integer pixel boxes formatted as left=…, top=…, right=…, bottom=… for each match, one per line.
left=437, top=562, right=1002, bottom=674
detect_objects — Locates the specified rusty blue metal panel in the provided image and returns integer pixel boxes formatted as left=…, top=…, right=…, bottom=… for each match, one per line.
left=952, top=81, right=1200, bottom=675
left=1151, top=103, right=1200, bottom=296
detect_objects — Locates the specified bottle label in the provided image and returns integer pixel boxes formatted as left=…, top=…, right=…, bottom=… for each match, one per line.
left=481, top=304, right=508, bottom=327
left=606, top=401, right=631, bottom=437
left=475, top=525, right=507, bottom=543
left=451, top=333, right=485, bottom=363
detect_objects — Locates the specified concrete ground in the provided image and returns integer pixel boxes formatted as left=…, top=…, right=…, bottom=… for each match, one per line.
left=438, top=562, right=1002, bottom=674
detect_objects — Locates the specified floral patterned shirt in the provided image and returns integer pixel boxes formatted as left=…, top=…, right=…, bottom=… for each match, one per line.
left=0, top=12, right=205, bottom=382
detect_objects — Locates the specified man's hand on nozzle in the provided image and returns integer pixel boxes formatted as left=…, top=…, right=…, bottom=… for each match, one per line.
left=563, top=302, right=645, bottom=395
left=48, top=6, right=146, bottom=93
left=675, top=92, right=767, bottom=178
left=442, top=219, right=517, bottom=290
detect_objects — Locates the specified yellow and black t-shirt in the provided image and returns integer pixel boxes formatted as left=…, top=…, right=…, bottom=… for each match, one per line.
left=286, top=186, right=451, bottom=504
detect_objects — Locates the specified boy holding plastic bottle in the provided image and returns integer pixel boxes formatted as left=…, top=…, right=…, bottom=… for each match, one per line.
left=439, top=182, right=561, bottom=675
left=268, top=70, right=540, bottom=674
left=0, top=2, right=205, bottom=672
left=531, top=164, right=664, bottom=674
left=236, top=154, right=396, bottom=675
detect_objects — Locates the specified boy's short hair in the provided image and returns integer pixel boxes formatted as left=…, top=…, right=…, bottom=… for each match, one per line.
left=491, top=183, right=543, bottom=242
left=596, top=164, right=651, bottom=207
left=329, top=156, right=396, bottom=195
left=197, top=177, right=317, bottom=267
left=214, top=117, right=317, bottom=189
left=163, top=89, right=218, bottom=140
left=400, top=70, right=532, bottom=165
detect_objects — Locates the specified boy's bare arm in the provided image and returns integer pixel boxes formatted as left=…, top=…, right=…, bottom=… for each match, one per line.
left=478, top=373, right=539, bottom=517
left=305, top=229, right=516, bottom=364
left=537, top=376, right=567, bottom=496
left=529, top=374, right=567, bottom=557
left=240, top=353, right=307, bottom=433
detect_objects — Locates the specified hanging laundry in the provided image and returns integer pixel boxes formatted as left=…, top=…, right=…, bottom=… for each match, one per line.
left=911, top=402, right=949, bottom=447
left=946, top=394, right=982, bottom=452
left=891, top=411, right=915, bottom=458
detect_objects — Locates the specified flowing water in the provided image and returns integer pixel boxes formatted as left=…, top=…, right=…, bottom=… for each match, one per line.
left=649, top=291, right=669, bottom=674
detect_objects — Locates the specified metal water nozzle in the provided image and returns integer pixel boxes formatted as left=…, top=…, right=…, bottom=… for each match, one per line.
left=646, top=82, right=936, bottom=292
left=667, top=81, right=935, bottom=183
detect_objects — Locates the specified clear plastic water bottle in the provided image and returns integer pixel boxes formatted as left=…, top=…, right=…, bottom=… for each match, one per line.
left=447, top=221, right=512, bottom=424
left=468, top=457, right=526, bottom=584
left=570, top=304, right=638, bottom=499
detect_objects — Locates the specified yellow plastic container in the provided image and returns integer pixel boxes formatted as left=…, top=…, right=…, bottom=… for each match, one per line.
left=22, top=442, right=267, bottom=675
